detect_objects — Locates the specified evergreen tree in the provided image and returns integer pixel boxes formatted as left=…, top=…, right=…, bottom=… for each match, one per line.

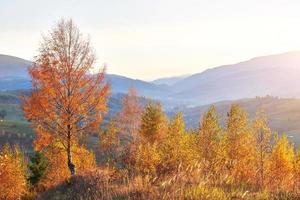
left=28, top=151, right=48, bottom=186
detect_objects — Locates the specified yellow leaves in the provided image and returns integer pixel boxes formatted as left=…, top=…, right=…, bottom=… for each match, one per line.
left=40, top=143, right=96, bottom=188
left=220, top=105, right=257, bottom=185
left=0, top=144, right=27, bottom=200
left=168, top=112, right=185, bottom=136
left=198, top=106, right=221, bottom=176
left=140, top=102, right=167, bottom=144
left=135, top=142, right=161, bottom=176
left=267, top=134, right=294, bottom=192
left=293, top=149, right=300, bottom=190
left=134, top=111, right=197, bottom=177
left=100, top=120, right=119, bottom=151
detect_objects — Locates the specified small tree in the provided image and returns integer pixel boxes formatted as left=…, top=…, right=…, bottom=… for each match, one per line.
left=222, top=105, right=256, bottom=186
left=140, top=101, right=167, bottom=144
left=115, top=88, right=142, bottom=170
left=252, top=110, right=272, bottom=190
left=116, top=87, right=142, bottom=144
left=198, top=106, right=221, bottom=178
left=267, top=134, right=294, bottom=192
left=99, top=119, right=119, bottom=166
left=159, top=112, right=195, bottom=175
left=135, top=101, right=167, bottom=176
left=28, top=151, right=48, bottom=186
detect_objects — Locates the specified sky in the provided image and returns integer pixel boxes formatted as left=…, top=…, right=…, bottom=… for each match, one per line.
left=1, top=0, right=300, bottom=80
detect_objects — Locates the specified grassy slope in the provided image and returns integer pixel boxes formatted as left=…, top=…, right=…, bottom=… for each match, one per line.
left=179, top=96, right=300, bottom=146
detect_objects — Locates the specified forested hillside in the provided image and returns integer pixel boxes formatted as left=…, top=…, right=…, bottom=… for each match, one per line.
left=176, top=96, right=300, bottom=146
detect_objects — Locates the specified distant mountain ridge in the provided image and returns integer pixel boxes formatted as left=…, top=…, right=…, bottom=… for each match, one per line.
left=2, top=52, right=300, bottom=106
left=169, top=51, right=300, bottom=105
left=0, top=54, right=170, bottom=99
left=106, top=74, right=171, bottom=98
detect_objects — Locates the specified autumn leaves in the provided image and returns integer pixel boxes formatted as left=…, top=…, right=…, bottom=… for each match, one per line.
left=22, top=19, right=110, bottom=176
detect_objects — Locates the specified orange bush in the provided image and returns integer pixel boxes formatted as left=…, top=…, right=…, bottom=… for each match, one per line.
left=0, top=144, right=27, bottom=199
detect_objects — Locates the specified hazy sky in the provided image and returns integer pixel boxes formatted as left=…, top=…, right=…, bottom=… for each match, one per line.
left=1, top=0, right=300, bottom=80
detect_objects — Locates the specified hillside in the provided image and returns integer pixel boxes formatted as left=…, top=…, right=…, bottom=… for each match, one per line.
left=0, top=55, right=170, bottom=98
left=106, top=74, right=170, bottom=98
left=170, top=51, right=300, bottom=105
left=0, top=54, right=31, bottom=78
left=175, top=96, right=300, bottom=145
left=3, top=52, right=300, bottom=106
left=151, top=74, right=189, bottom=86
left=0, top=55, right=32, bottom=91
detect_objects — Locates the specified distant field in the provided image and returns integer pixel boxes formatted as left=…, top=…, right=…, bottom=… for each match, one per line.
left=0, top=90, right=34, bottom=151
left=0, top=104, right=25, bottom=121
left=0, top=120, right=34, bottom=152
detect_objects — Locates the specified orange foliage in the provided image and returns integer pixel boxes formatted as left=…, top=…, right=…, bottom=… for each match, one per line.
left=198, top=106, right=221, bottom=177
left=0, top=144, right=27, bottom=199
left=222, top=105, right=256, bottom=185
left=139, top=102, right=167, bottom=144
left=253, top=110, right=272, bottom=190
left=267, top=134, right=294, bottom=192
left=116, top=87, right=142, bottom=144
left=40, top=143, right=96, bottom=188
left=115, top=88, right=142, bottom=169
left=22, top=19, right=110, bottom=175
left=99, top=119, right=119, bottom=166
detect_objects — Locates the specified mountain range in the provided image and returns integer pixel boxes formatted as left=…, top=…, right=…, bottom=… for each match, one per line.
left=1, top=51, right=300, bottom=107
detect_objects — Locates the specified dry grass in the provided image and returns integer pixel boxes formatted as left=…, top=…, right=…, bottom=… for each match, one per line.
left=35, top=168, right=159, bottom=200
left=32, top=166, right=300, bottom=200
